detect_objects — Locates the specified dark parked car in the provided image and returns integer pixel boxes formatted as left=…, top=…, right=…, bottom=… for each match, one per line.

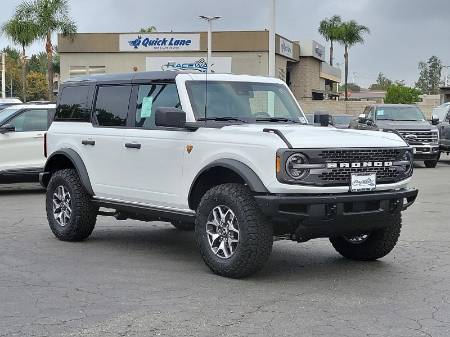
left=438, top=108, right=450, bottom=153
left=349, top=104, right=440, bottom=168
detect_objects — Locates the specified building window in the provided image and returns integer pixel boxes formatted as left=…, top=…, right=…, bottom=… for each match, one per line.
left=69, top=66, right=106, bottom=78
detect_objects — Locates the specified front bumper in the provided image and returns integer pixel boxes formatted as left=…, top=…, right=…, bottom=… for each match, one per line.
left=413, top=145, right=440, bottom=160
left=255, top=188, right=418, bottom=239
left=255, top=188, right=418, bottom=221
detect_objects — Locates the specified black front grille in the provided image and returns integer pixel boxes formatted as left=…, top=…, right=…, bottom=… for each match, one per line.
left=317, top=148, right=407, bottom=185
left=320, top=166, right=402, bottom=183
left=277, top=148, right=412, bottom=186
left=318, top=149, right=402, bottom=162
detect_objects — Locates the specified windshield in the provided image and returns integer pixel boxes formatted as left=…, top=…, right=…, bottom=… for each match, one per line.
left=375, top=106, right=426, bottom=121
left=186, top=81, right=307, bottom=124
left=0, top=106, right=22, bottom=125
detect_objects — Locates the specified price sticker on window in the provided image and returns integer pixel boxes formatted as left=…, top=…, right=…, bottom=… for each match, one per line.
left=141, top=96, right=153, bottom=118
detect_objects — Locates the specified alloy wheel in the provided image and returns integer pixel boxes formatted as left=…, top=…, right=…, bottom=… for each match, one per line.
left=52, top=185, right=72, bottom=227
left=206, top=205, right=240, bottom=259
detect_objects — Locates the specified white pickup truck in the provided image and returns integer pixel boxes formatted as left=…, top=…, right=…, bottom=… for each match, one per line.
left=40, top=72, right=418, bottom=278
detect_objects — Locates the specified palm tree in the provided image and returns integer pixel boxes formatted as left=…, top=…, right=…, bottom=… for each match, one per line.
left=318, top=15, right=342, bottom=66
left=337, top=20, right=370, bottom=100
left=2, top=16, right=39, bottom=102
left=17, top=0, right=76, bottom=100
left=139, top=26, right=157, bottom=33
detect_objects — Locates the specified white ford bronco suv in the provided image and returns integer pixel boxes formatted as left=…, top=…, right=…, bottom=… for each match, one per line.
left=41, top=72, right=418, bottom=278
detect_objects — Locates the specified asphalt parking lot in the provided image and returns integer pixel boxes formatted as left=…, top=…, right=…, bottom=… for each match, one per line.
left=1, top=158, right=450, bottom=337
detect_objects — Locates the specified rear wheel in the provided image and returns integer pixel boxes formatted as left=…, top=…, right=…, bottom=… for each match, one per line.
left=330, top=213, right=402, bottom=261
left=195, top=183, right=273, bottom=278
left=46, top=169, right=98, bottom=241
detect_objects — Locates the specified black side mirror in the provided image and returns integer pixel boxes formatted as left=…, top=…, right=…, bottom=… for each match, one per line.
left=366, top=119, right=375, bottom=126
left=314, top=113, right=331, bottom=127
left=0, top=124, right=15, bottom=134
left=155, top=107, right=186, bottom=128
left=431, top=116, right=440, bottom=125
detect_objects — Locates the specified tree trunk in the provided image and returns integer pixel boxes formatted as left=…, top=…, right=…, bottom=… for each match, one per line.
left=344, top=45, right=349, bottom=101
left=21, top=45, right=26, bottom=103
left=46, top=32, right=54, bottom=101
left=330, top=40, right=333, bottom=66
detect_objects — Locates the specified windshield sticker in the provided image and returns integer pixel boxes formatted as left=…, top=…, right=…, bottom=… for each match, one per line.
left=376, top=110, right=384, bottom=116
left=141, top=96, right=153, bottom=118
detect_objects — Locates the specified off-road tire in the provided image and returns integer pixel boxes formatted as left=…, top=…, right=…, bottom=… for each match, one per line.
left=195, top=183, right=273, bottom=278
left=171, top=221, right=195, bottom=231
left=424, top=160, right=438, bottom=168
left=329, top=212, right=402, bottom=261
left=46, top=169, right=98, bottom=241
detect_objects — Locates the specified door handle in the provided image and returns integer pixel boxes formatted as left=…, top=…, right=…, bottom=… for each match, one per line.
left=125, top=143, right=141, bottom=149
left=34, top=134, right=44, bottom=139
left=82, top=140, right=95, bottom=146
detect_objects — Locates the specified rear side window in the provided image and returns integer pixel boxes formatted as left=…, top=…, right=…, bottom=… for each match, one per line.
left=55, top=86, right=90, bottom=121
left=94, top=85, right=132, bottom=127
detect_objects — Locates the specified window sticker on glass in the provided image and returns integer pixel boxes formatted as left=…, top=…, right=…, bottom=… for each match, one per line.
left=376, top=109, right=384, bottom=116
left=141, top=96, right=153, bottom=118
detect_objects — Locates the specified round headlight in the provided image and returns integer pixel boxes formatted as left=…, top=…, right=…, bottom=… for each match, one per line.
left=285, top=153, right=310, bottom=180
left=402, top=150, right=413, bottom=175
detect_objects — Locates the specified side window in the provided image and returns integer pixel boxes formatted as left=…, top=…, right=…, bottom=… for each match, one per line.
left=94, top=85, right=132, bottom=127
left=9, top=109, right=48, bottom=132
left=135, top=83, right=180, bottom=129
left=446, top=111, right=450, bottom=122
left=55, top=86, right=90, bottom=121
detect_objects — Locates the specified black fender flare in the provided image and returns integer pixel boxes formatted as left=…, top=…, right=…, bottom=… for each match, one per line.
left=43, top=148, right=94, bottom=195
left=188, top=159, right=269, bottom=206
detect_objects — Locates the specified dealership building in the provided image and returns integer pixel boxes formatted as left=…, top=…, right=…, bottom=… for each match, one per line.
left=58, top=31, right=341, bottom=100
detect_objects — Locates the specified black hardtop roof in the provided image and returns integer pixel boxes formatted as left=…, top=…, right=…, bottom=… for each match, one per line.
left=63, top=71, right=180, bottom=84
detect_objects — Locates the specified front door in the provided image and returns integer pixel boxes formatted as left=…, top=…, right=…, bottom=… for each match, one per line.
left=0, top=108, right=49, bottom=172
left=121, top=82, right=187, bottom=209
left=440, top=111, right=450, bottom=149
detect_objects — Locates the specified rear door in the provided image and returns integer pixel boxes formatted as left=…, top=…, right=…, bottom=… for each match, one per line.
left=0, top=108, right=49, bottom=172
left=81, top=84, right=133, bottom=200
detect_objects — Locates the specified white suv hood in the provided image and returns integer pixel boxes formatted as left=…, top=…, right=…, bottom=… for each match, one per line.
left=222, top=124, right=408, bottom=148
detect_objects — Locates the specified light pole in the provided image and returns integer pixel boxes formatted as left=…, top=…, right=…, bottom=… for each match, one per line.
left=199, top=15, right=222, bottom=73
left=268, top=0, right=276, bottom=77
left=1, top=53, right=5, bottom=99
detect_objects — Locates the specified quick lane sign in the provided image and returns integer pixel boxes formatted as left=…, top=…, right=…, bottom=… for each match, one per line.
left=119, top=34, right=200, bottom=52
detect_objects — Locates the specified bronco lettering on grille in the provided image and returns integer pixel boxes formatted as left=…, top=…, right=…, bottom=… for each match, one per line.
left=326, top=161, right=393, bottom=169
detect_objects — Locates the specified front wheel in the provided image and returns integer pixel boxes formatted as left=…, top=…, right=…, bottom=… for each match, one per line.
left=329, top=213, right=402, bottom=261
left=195, top=183, right=273, bottom=278
left=424, top=159, right=438, bottom=168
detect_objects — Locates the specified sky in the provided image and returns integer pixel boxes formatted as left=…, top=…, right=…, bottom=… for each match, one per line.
left=1, top=0, right=449, bottom=88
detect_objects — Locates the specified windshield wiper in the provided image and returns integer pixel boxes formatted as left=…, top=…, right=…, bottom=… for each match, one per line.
left=197, top=117, right=248, bottom=123
left=255, top=117, right=299, bottom=123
